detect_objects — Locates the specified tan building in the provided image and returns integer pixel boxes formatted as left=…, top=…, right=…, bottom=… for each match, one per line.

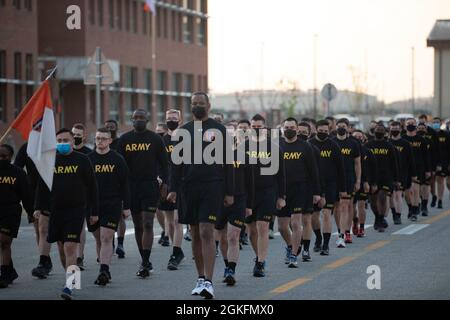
left=427, top=20, right=450, bottom=119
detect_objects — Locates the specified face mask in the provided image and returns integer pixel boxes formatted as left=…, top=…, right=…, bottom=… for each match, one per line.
left=417, top=130, right=425, bottom=136
left=317, top=132, right=328, bottom=141
left=56, top=143, right=71, bottom=155
left=406, top=125, right=416, bottom=132
left=109, top=130, right=117, bottom=139
left=133, top=120, right=147, bottom=132
left=298, top=133, right=309, bottom=141
left=284, top=129, right=297, bottom=140
left=390, top=130, right=400, bottom=137
left=369, top=128, right=375, bottom=134
left=337, top=127, right=347, bottom=136
left=375, top=132, right=385, bottom=140
left=166, top=120, right=179, bottom=131
left=431, top=123, right=440, bottom=131
left=192, top=106, right=207, bottom=119
left=74, top=137, right=83, bottom=146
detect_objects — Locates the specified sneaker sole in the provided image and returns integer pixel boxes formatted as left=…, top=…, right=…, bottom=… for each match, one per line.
left=320, top=251, right=329, bottom=256
left=200, top=289, right=214, bottom=299
left=32, top=271, right=47, bottom=279
left=95, top=274, right=109, bottom=286
left=288, top=264, right=298, bottom=268
left=253, top=273, right=265, bottom=277
left=302, top=258, right=312, bottom=262
left=61, top=293, right=72, bottom=300
left=167, top=264, right=179, bottom=271
left=225, top=276, right=236, bottom=286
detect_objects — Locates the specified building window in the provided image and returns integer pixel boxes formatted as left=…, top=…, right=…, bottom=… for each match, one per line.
left=132, top=0, right=137, bottom=33
left=89, top=0, right=96, bottom=25
left=14, top=52, right=22, bottom=79
left=157, top=7, right=162, bottom=38
left=157, top=70, right=167, bottom=91
left=163, top=9, right=168, bottom=39
left=98, top=0, right=104, bottom=26
left=183, top=0, right=194, bottom=9
left=125, top=66, right=138, bottom=124
left=142, top=8, right=147, bottom=35
left=197, top=75, right=202, bottom=91
left=117, top=0, right=122, bottom=30
left=171, top=11, right=177, bottom=41
left=0, top=50, right=6, bottom=78
left=183, top=74, right=194, bottom=120
left=109, top=85, right=120, bottom=122
left=182, top=15, right=193, bottom=43
left=13, top=0, right=20, bottom=9
left=25, top=0, right=32, bottom=11
left=109, top=0, right=114, bottom=29
left=157, top=95, right=166, bottom=122
left=14, top=85, right=22, bottom=117
left=0, top=84, right=5, bottom=122
left=144, top=69, right=152, bottom=113
left=125, top=0, right=130, bottom=31
left=197, top=18, right=206, bottom=46
left=26, top=54, right=33, bottom=101
left=178, top=13, right=183, bottom=42
left=0, top=50, right=5, bottom=122
left=203, top=75, right=207, bottom=91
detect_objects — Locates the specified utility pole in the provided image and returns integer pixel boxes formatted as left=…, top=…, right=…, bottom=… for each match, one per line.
left=411, top=46, right=415, bottom=115
left=313, top=34, right=318, bottom=119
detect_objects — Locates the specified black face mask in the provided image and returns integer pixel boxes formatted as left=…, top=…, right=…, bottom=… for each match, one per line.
left=109, top=130, right=117, bottom=139
left=74, top=137, right=83, bottom=146
left=317, top=132, right=328, bottom=141
left=337, top=127, right=347, bottom=136
left=417, top=130, right=425, bottom=136
left=390, top=130, right=400, bottom=137
left=192, top=106, right=207, bottom=119
left=284, top=129, right=297, bottom=140
left=375, top=132, right=385, bottom=140
left=406, top=125, right=416, bottom=132
left=298, top=134, right=309, bottom=141
left=133, top=120, right=147, bottom=132
left=166, top=120, right=179, bottom=131
left=369, top=128, right=375, bottom=134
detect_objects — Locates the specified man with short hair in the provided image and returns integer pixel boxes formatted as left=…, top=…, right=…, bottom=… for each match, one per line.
left=167, top=92, right=234, bottom=299
left=310, top=120, right=346, bottom=255
left=431, top=117, right=450, bottom=209
left=162, top=109, right=186, bottom=270
left=117, top=109, right=169, bottom=278
left=0, top=144, right=33, bottom=288
left=88, top=128, right=131, bottom=286
left=403, top=118, right=431, bottom=221
left=332, top=119, right=361, bottom=247
left=35, top=128, right=99, bottom=300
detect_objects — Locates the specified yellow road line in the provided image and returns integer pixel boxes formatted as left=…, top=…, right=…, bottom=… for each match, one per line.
left=422, top=209, right=450, bottom=224
left=271, top=278, right=313, bottom=294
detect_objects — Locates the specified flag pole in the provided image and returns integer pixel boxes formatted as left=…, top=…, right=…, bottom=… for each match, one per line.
left=151, top=7, right=157, bottom=129
left=0, top=66, right=58, bottom=144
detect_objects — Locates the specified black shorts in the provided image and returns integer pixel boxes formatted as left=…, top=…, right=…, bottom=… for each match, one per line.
left=376, top=183, right=393, bottom=197
left=277, top=183, right=312, bottom=217
left=0, top=205, right=22, bottom=238
left=246, top=187, right=277, bottom=223
left=179, top=181, right=224, bottom=225
left=354, top=190, right=369, bottom=202
left=48, top=207, right=85, bottom=243
left=323, top=182, right=338, bottom=209
left=343, top=177, right=356, bottom=198
left=216, top=194, right=246, bottom=230
left=88, top=200, right=122, bottom=232
left=158, top=199, right=177, bottom=212
left=130, top=180, right=159, bottom=215
left=436, top=163, right=449, bottom=177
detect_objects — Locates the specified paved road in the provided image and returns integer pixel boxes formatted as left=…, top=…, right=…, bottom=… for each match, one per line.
left=1, top=193, right=450, bottom=300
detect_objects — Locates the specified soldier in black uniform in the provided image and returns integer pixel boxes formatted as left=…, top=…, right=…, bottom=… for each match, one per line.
left=430, top=117, right=450, bottom=209
left=0, top=144, right=33, bottom=289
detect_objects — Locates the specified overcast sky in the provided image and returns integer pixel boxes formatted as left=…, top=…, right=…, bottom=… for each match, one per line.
left=208, top=0, right=450, bottom=102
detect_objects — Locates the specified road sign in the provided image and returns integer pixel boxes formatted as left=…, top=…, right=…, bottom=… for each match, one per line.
left=84, top=50, right=114, bottom=85
left=321, top=83, right=337, bottom=101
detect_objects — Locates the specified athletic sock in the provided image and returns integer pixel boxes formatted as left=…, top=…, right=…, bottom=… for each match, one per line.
left=313, top=229, right=322, bottom=244
left=303, top=240, right=310, bottom=251
left=142, top=249, right=151, bottom=264
left=228, top=262, right=236, bottom=272
left=360, top=223, right=365, bottom=230
left=118, top=237, right=124, bottom=246
left=173, top=246, right=182, bottom=256
left=323, top=233, right=331, bottom=247
left=100, top=264, right=109, bottom=272
left=391, top=208, right=396, bottom=215
left=39, top=255, right=47, bottom=265
left=224, top=259, right=229, bottom=268
left=421, top=199, right=428, bottom=209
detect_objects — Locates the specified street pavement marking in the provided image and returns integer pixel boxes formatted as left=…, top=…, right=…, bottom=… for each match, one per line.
left=267, top=239, right=392, bottom=298
left=392, top=224, right=429, bottom=235
left=422, top=209, right=450, bottom=224
left=271, top=278, right=313, bottom=294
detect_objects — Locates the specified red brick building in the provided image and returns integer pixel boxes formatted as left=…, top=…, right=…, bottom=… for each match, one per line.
left=1, top=0, right=208, bottom=146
